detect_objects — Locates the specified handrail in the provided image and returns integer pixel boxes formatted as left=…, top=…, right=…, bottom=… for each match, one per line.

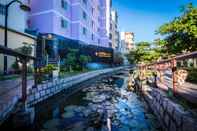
left=138, top=51, right=197, bottom=95
left=0, top=45, right=36, bottom=103
left=0, top=45, right=36, bottom=60
left=139, top=51, right=197, bottom=68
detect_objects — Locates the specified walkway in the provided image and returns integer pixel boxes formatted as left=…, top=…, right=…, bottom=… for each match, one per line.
left=157, top=70, right=197, bottom=104
left=0, top=77, right=34, bottom=124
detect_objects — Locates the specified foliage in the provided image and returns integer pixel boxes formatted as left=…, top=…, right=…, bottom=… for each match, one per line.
left=12, top=43, right=33, bottom=73
left=11, top=60, right=20, bottom=71
left=185, top=68, right=197, bottom=84
left=64, top=48, right=78, bottom=72
left=79, top=55, right=91, bottom=70
left=156, top=3, right=197, bottom=54
left=15, top=42, right=33, bottom=57
left=126, top=41, right=162, bottom=64
left=41, top=64, right=56, bottom=74
left=113, top=52, right=124, bottom=65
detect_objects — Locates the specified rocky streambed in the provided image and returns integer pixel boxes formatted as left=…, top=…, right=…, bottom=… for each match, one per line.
left=34, top=71, right=161, bottom=131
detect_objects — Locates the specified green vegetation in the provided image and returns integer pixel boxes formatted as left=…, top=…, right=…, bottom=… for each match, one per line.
left=0, top=74, right=20, bottom=81
left=79, top=55, right=92, bottom=71
left=41, top=64, right=57, bottom=74
left=11, top=43, right=33, bottom=74
left=37, top=64, right=57, bottom=83
left=156, top=3, right=197, bottom=54
left=126, top=41, right=162, bottom=64
left=60, top=48, right=92, bottom=73
left=127, top=3, right=197, bottom=64
left=185, top=68, right=197, bottom=84
left=64, top=48, right=78, bottom=72
left=114, top=52, right=124, bottom=65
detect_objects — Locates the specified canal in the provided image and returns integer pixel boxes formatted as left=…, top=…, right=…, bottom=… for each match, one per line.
left=1, top=69, right=162, bottom=131
left=32, top=70, right=161, bottom=131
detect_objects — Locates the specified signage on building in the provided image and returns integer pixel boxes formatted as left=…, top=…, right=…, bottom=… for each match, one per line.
left=95, top=52, right=112, bottom=58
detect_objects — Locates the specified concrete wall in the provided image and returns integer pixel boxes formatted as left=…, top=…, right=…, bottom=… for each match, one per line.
left=141, top=84, right=197, bottom=131
left=27, top=67, right=124, bottom=107
left=0, top=0, right=28, bottom=33
left=0, top=27, right=36, bottom=72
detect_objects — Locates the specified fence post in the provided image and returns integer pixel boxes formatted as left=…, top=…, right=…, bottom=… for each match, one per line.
left=21, top=59, right=27, bottom=103
left=171, top=58, right=177, bottom=94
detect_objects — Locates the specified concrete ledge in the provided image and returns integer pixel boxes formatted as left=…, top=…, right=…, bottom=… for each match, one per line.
left=26, top=67, right=124, bottom=107
left=140, top=84, right=197, bottom=131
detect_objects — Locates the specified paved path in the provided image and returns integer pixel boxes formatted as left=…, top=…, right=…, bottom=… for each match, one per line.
left=0, top=77, right=34, bottom=124
left=157, top=70, right=197, bottom=104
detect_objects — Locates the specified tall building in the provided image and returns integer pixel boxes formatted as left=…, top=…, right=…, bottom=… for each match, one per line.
left=28, top=0, right=113, bottom=64
left=120, top=32, right=134, bottom=54
left=110, top=10, right=119, bottom=50
left=28, top=0, right=110, bottom=47
left=99, top=0, right=111, bottom=47
left=0, top=0, right=36, bottom=73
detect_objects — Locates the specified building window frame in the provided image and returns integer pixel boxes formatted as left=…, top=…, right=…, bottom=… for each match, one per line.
left=61, top=0, right=68, bottom=11
left=0, top=3, right=5, bottom=15
left=91, top=33, right=94, bottom=40
left=83, top=27, right=87, bottom=35
left=61, top=18, right=68, bottom=29
left=82, top=11, right=87, bottom=20
left=83, top=0, right=87, bottom=5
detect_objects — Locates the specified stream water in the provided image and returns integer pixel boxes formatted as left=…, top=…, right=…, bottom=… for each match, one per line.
left=32, top=70, right=161, bottom=131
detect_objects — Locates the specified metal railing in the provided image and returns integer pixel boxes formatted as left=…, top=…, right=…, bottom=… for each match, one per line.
left=0, top=45, right=36, bottom=102
left=138, top=51, right=197, bottom=94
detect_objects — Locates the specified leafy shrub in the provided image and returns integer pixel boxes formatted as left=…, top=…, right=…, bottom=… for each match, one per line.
left=41, top=64, right=56, bottom=74
left=185, top=68, right=197, bottom=84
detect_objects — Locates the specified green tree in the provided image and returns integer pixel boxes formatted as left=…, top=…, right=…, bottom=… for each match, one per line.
left=126, top=41, right=162, bottom=64
left=79, top=55, right=91, bottom=70
left=65, top=48, right=78, bottom=72
left=12, top=43, right=33, bottom=71
left=156, top=3, right=197, bottom=54
left=113, top=52, right=124, bottom=65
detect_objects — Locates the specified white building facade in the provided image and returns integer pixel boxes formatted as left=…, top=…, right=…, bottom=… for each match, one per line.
left=120, top=31, right=134, bottom=54
left=110, top=10, right=119, bottom=50
left=0, top=0, right=36, bottom=73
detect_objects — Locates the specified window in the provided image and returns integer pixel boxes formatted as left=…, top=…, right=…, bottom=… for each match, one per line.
left=110, top=23, right=112, bottom=30
left=98, top=39, right=100, bottom=44
left=61, top=0, right=68, bottom=10
left=83, top=11, right=87, bottom=20
left=83, top=27, right=87, bottom=35
left=91, top=21, right=94, bottom=28
left=109, top=33, right=112, bottom=39
left=91, top=7, right=94, bottom=15
left=61, top=18, right=68, bottom=28
left=83, top=0, right=87, bottom=5
left=0, top=4, right=5, bottom=15
left=91, top=34, right=94, bottom=40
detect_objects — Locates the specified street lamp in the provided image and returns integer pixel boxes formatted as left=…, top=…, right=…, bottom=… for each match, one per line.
left=4, top=0, right=31, bottom=75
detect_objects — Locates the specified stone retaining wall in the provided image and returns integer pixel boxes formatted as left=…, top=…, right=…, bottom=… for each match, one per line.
left=26, top=67, right=124, bottom=107
left=141, top=84, right=197, bottom=131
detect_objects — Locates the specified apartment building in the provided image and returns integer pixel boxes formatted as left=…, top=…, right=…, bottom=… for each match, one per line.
left=28, top=0, right=113, bottom=64
left=0, top=0, right=36, bottom=73
left=120, top=32, right=135, bottom=54
left=29, top=0, right=111, bottom=47
left=110, top=10, right=119, bottom=50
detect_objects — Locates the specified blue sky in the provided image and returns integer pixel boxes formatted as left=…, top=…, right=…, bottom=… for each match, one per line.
left=112, top=0, right=197, bottom=42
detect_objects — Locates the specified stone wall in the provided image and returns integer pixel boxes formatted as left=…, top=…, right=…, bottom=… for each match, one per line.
left=26, top=67, right=124, bottom=107
left=140, top=84, right=197, bottom=131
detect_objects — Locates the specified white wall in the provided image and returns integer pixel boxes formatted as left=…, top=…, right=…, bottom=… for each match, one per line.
left=0, top=0, right=28, bottom=33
